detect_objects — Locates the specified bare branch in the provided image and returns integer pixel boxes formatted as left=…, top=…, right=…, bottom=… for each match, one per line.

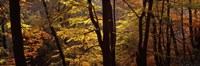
left=123, top=0, right=139, bottom=18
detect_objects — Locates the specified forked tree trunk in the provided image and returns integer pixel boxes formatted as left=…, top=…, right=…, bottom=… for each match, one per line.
left=88, top=0, right=115, bottom=66
left=136, top=0, right=153, bottom=66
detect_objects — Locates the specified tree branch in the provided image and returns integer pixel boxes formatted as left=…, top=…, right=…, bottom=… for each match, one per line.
left=123, top=0, right=139, bottom=18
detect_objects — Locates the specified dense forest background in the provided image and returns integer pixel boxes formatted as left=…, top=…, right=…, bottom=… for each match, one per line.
left=0, top=0, right=200, bottom=66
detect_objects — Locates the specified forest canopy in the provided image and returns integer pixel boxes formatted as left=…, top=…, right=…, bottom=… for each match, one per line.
left=0, top=0, right=200, bottom=66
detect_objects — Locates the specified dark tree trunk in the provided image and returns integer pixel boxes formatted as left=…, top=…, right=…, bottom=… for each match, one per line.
left=41, top=0, right=66, bottom=66
left=9, top=0, right=27, bottom=66
left=102, top=0, right=114, bottom=66
left=188, top=0, right=195, bottom=49
left=170, top=24, right=179, bottom=57
left=136, top=0, right=153, bottom=66
left=142, top=0, right=153, bottom=65
left=87, top=0, right=102, bottom=45
left=50, top=26, right=67, bottom=66
left=187, top=0, right=194, bottom=63
left=180, top=1, right=186, bottom=59
left=152, top=15, right=159, bottom=66
left=1, top=19, right=7, bottom=49
left=88, top=0, right=115, bottom=66
left=194, top=28, right=200, bottom=61
left=165, top=0, right=171, bottom=66
left=136, top=0, right=146, bottom=66
left=157, top=0, right=165, bottom=65
left=111, top=0, right=116, bottom=66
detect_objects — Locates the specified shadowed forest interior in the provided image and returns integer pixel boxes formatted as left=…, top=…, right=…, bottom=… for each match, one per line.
left=0, top=0, right=200, bottom=66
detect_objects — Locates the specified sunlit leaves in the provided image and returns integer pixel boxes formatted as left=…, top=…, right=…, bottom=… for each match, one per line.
left=57, top=28, right=97, bottom=43
left=23, top=29, right=53, bottom=58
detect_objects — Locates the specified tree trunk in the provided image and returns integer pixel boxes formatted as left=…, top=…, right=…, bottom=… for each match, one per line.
left=50, top=26, right=67, bottom=66
left=170, top=24, right=179, bottom=57
left=9, top=0, right=27, bottom=66
left=102, top=0, right=114, bottom=66
left=88, top=0, right=116, bottom=65
left=188, top=0, right=195, bottom=49
left=165, top=0, right=171, bottom=66
left=87, top=0, right=102, bottom=46
left=187, top=0, right=194, bottom=63
left=180, top=1, right=186, bottom=59
left=111, top=0, right=116, bottom=66
left=41, top=0, right=66, bottom=66
left=157, top=0, right=165, bottom=65
left=152, top=15, right=159, bottom=66
left=142, top=0, right=154, bottom=65
left=136, top=0, right=146, bottom=66
left=136, top=0, right=153, bottom=66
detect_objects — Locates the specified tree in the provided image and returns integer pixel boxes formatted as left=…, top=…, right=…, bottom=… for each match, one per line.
left=165, top=0, right=171, bottom=66
left=88, top=0, right=116, bottom=66
left=136, top=0, right=154, bottom=66
left=41, top=0, right=66, bottom=66
left=9, top=0, right=27, bottom=66
left=102, top=0, right=115, bottom=65
left=188, top=0, right=195, bottom=49
left=136, top=0, right=147, bottom=65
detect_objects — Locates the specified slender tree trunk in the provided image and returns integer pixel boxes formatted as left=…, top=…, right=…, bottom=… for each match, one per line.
left=41, top=0, right=66, bottom=66
left=143, top=0, right=154, bottom=65
left=170, top=23, right=179, bottom=57
left=111, top=0, right=116, bottom=65
left=188, top=0, right=195, bottom=49
left=158, top=0, right=165, bottom=65
left=152, top=15, right=159, bottom=66
left=187, top=0, right=194, bottom=62
left=87, top=0, right=102, bottom=46
left=50, top=26, right=67, bottom=66
left=165, top=0, right=171, bottom=66
left=9, top=0, right=27, bottom=66
left=192, top=0, right=200, bottom=62
left=136, top=0, right=146, bottom=65
left=136, top=0, right=154, bottom=66
left=180, top=0, right=186, bottom=59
